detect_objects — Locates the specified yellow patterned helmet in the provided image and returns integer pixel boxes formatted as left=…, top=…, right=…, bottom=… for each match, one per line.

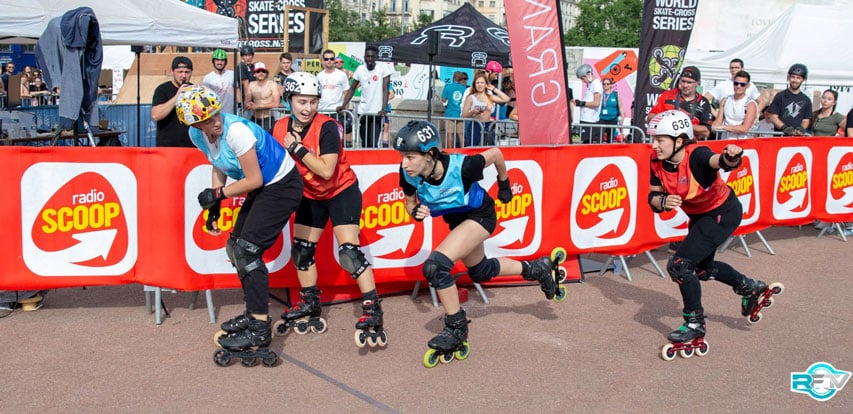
left=175, top=86, right=222, bottom=126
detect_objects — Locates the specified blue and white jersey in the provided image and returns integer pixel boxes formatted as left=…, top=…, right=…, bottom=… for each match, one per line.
left=190, top=112, right=293, bottom=185
left=403, top=153, right=485, bottom=216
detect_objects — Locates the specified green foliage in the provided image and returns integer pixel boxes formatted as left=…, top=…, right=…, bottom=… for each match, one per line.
left=563, top=0, right=643, bottom=48
left=327, top=0, right=416, bottom=42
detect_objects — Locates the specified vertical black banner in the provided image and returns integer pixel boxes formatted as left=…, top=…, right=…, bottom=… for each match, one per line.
left=633, top=0, right=699, bottom=126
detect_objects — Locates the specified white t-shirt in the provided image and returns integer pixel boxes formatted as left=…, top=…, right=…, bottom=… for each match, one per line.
left=202, top=70, right=235, bottom=114
left=580, top=78, right=603, bottom=123
left=317, top=69, right=350, bottom=112
left=352, top=63, right=392, bottom=114
left=721, top=94, right=758, bottom=139
left=709, top=80, right=759, bottom=104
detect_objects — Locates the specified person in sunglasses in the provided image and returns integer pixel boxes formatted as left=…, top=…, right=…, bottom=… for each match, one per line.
left=317, top=49, right=352, bottom=146
left=711, top=71, right=759, bottom=139
left=704, top=58, right=762, bottom=115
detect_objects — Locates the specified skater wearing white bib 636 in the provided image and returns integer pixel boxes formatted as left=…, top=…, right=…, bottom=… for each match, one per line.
left=177, top=86, right=303, bottom=367
left=394, top=120, right=567, bottom=368
left=647, top=110, right=784, bottom=361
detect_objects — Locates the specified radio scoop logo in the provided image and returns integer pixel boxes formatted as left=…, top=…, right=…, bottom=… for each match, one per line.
left=829, top=150, right=853, bottom=209
left=491, top=169, right=536, bottom=250
left=721, top=150, right=759, bottom=224
left=575, top=164, right=631, bottom=239
left=775, top=151, right=809, bottom=214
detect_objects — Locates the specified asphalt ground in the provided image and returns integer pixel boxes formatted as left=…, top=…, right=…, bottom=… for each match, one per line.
left=1, top=225, right=850, bottom=413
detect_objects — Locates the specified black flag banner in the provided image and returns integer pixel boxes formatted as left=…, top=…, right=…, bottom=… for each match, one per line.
left=633, top=0, right=699, bottom=127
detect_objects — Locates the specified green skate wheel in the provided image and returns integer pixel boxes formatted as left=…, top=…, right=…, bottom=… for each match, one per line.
left=550, top=247, right=567, bottom=264
left=553, top=285, right=568, bottom=303
left=454, top=342, right=470, bottom=360
left=423, top=349, right=440, bottom=368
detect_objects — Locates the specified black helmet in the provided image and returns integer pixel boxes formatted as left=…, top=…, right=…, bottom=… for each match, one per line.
left=239, top=45, right=255, bottom=56
left=788, top=63, right=807, bottom=78
left=394, top=120, right=440, bottom=153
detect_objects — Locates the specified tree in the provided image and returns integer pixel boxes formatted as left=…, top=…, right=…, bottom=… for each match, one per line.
left=563, top=0, right=643, bottom=48
left=327, top=0, right=414, bottom=43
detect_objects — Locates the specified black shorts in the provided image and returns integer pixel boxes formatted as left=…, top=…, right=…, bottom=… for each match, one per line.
left=442, top=196, right=497, bottom=234
left=294, top=181, right=362, bottom=228
left=233, top=168, right=303, bottom=249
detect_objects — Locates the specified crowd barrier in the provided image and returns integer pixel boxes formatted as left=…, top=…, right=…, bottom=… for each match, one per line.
left=1, top=137, right=852, bottom=293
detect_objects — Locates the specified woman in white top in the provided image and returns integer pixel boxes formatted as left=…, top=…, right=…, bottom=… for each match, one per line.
left=711, top=71, right=758, bottom=139
left=461, top=72, right=509, bottom=147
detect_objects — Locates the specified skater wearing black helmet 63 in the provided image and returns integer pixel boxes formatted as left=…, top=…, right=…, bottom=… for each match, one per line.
left=272, top=72, right=387, bottom=349
left=647, top=110, right=784, bottom=361
left=177, top=86, right=303, bottom=367
left=394, top=120, right=567, bottom=368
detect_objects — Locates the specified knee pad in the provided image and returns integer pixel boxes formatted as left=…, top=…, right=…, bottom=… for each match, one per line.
left=422, top=251, right=455, bottom=290
left=467, top=257, right=499, bottom=283
left=666, top=256, right=697, bottom=285
left=338, top=243, right=370, bottom=279
left=696, top=263, right=719, bottom=281
left=233, top=238, right=265, bottom=279
left=291, top=238, right=317, bottom=271
left=225, top=237, right=237, bottom=268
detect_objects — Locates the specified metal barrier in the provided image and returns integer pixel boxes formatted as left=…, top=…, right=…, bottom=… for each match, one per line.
left=573, top=122, right=648, bottom=144
left=16, top=103, right=154, bottom=147
left=712, top=129, right=785, bottom=140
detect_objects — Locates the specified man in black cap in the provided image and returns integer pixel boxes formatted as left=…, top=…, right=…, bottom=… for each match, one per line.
left=151, top=56, right=194, bottom=147
left=646, top=65, right=712, bottom=140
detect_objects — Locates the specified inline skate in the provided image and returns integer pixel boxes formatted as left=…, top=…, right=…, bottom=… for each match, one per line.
left=736, top=278, right=784, bottom=324
left=213, top=311, right=253, bottom=347
left=354, top=298, right=387, bottom=348
left=213, top=318, right=278, bottom=367
left=423, top=309, right=470, bottom=368
left=661, top=310, right=710, bottom=361
left=273, top=287, right=327, bottom=336
left=523, top=247, right=569, bottom=302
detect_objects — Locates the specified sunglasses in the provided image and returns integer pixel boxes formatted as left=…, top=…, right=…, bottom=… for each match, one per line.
left=733, top=81, right=748, bottom=87
left=324, top=57, right=336, bottom=61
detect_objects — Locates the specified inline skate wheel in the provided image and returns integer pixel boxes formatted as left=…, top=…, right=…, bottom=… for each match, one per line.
left=454, top=342, right=470, bottom=360
left=262, top=352, right=278, bottom=367
left=749, top=312, right=762, bottom=324
left=557, top=265, right=567, bottom=283
left=763, top=296, right=774, bottom=309
left=294, top=321, right=311, bottom=335
left=213, top=349, right=232, bottom=367
left=213, top=329, right=228, bottom=347
left=661, top=344, right=676, bottom=361
left=273, top=319, right=289, bottom=336
left=695, top=340, right=710, bottom=357
left=679, top=348, right=694, bottom=359
left=375, top=331, right=388, bottom=347
left=423, top=349, right=440, bottom=368
left=550, top=247, right=567, bottom=264
left=310, top=318, right=328, bottom=334
left=769, top=282, right=784, bottom=295
left=553, top=285, right=568, bottom=303
left=354, top=329, right=367, bottom=348
left=241, top=356, right=259, bottom=367
left=439, top=352, right=455, bottom=364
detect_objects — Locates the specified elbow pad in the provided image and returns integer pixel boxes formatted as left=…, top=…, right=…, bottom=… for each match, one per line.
left=648, top=191, right=666, bottom=213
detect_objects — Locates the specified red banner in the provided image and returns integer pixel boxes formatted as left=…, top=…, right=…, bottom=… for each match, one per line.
left=505, top=0, right=572, bottom=144
left=2, top=138, right=852, bottom=292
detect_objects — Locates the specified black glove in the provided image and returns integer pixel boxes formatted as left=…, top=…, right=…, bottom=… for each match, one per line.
left=410, top=203, right=424, bottom=222
left=724, top=151, right=742, bottom=163
left=782, top=126, right=796, bottom=136
left=198, top=187, right=226, bottom=209
left=497, top=176, right=513, bottom=203
left=205, top=204, right=221, bottom=232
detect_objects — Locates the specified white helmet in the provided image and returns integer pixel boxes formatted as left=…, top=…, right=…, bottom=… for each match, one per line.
left=646, top=110, right=693, bottom=140
left=283, top=72, right=321, bottom=99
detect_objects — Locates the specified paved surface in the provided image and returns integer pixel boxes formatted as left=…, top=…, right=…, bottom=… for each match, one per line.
left=2, top=226, right=851, bottom=412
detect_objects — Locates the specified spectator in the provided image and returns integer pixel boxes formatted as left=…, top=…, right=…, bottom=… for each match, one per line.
left=704, top=58, right=762, bottom=114
left=847, top=107, right=853, bottom=137
left=711, top=71, right=759, bottom=139
left=202, top=49, right=235, bottom=114
left=273, top=52, right=295, bottom=111
left=0, top=291, right=45, bottom=316
left=29, top=76, right=50, bottom=106
left=767, top=63, right=812, bottom=136
left=236, top=45, right=256, bottom=117
left=810, top=89, right=843, bottom=137
left=334, top=57, right=352, bottom=80
left=755, top=107, right=776, bottom=136
left=316, top=49, right=351, bottom=145
left=573, top=64, right=603, bottom=143
left=1, top=62, right=13, bottom=92
left=338, top=45, right=392, bottom=148
left=508, top=106, right=519, bottom=122
left=151, top=56, right=194, bottom=147
left=461, top=72, right=509, bottom=146
left=501, top=70, right=516, bottom=118
left=646, top=66, right=712, bottom=140
left=599, top=77, right=626, bottom=142
left=440, top=71, right=468, bottom=148
left=244, top=62, right=281, bottom=133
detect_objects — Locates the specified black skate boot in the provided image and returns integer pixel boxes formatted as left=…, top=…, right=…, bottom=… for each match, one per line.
left=354, top=298, right=387, bottom=348
left=734, top=277, right=784, bottom=323
left=273, top=287, right=327, bottom=336
left=424, top=309, right=470, bottom=368
left=523, top=257, right=558, bottom=300
left=213, top=311, right=253, bottom=347
left=213, top=318, right=278, bottom=367
left=661, top=311, right=709, bottom=361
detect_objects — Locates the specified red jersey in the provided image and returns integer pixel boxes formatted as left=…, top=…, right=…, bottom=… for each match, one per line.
left=649, top=146, right=729, bottom=215
left=273, top=114, right=357, bottom=200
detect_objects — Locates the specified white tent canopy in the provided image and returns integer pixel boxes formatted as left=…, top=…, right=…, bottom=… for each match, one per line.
left=685, top=3, right=851, bottom=87
left=0, top=0, right=238, bottom=48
